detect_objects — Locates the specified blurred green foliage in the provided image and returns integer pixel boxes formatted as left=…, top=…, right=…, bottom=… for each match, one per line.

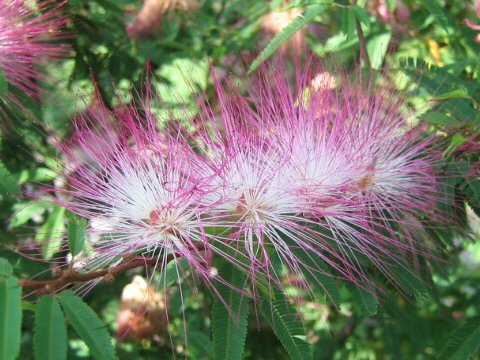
left=1, top=0, right=480, bottom=359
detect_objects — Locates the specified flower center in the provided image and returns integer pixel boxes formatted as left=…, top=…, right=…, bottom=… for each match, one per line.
left=149, top=208, right=184, bottom=236
left=233, top=191, right=272, bottom=224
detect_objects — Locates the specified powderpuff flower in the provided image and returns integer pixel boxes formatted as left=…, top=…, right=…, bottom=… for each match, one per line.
left=0, top=0, right=68, bottom=118
left=34, top=96, right=251, bottom=302
left=369, top=0, right=410, bottom=24
left=189, top=84, right=362, bottom=295
left=127, top=0, right=200, bottom=38
left=50, top=102, right=222, bottom=291
left=190, top=60, right=446, bottom=295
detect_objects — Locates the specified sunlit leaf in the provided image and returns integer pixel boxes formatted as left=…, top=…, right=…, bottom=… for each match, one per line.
left=35, top=206, right=66, bottom=260
left=367, top=32, right=392, bottom=69
left=443, top=134, right=467, bottom=157
left=67, top=214, right=87, bottom=257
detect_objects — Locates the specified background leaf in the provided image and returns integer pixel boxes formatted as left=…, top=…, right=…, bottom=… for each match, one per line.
left=58, top=291, right=117, bottom=360
left=422, top=0, right=450, bottom=33
left=0, top=258, right=13, bottom=277
left=438, top=316, right=480, bottom=360
left=261, top=289, right=312, bottom=360
left=0, top=276, right=22, bottom=360
left=248, top=4, right=329, bottom=73
left=212, top=264, right=249, bottom=360
left=367, top=32, right=392, bottom=69
left=0, top=161, right=19, bottom=199
left=347, top=284, right=378, bottom=317
left=67, top=214, right=87, bottom=257
left=0, top=69, right=7, bottom=95
left=352, top=5, right=371, bottom=27
left=35, top=206, right=66, bottom=260
left=34, top=295, right=68, bottom=360
left=422, top=112, right=456, bottom=126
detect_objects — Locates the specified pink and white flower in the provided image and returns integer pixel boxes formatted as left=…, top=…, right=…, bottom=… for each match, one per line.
left=0, top=0, right=68, bottom=118
left=196, top=61, right=444, bottom=292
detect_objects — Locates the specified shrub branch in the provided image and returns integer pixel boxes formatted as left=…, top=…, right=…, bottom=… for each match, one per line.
left=20, top=244, right=205, bottom=293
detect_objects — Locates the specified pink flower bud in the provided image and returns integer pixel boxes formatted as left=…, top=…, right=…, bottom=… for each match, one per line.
left=377, top=1, right=392, bottom=23
left=396, top=1, right=411, bottom=22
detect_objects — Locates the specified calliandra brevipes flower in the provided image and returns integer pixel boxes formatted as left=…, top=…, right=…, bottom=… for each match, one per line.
left=188, top=60, right=447, bottom=297
left=0, top=0, right=68, bottom=118
left=187, top=83, right=361, bottom=295
left=43, top=100, right=230, bottom=296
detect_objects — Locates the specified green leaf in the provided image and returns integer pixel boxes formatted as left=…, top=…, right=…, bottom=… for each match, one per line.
left=422, top=0, right=450, bottom=33
left=422, top=112, right=456, bottom=126
left=35, top=206, right=66, bottom=260
left=311, top=32, right=359, bottom=56
left=434, top=88, right=469, bottom=101
left=17, top=167, right=58, bottom=184
left=187, top=330, right=213, bottom=358
left=158, top=257, right=190, bottom=289
left=261, top=289, right=312, bottom=360
left=34, top=296, right=67, bottom=360
left=347, top=284, right=378, bottom=317
left=22, top=300, right=37, bottom=312
left=0, top=277, right=22, bottom=360
left=212, top=264, right=249, bottom=360
left=401, top=59, right=478, bottom=123
left=438, top=316, right=480, bottom=360
left=280, top=235, right=341, bottom=305
left=58, top=291, right=116, bottom=360
left=0, top=161, right=20, bottom=200
left=68, top=214, right=87, bottom=257
left=0, top=69, right=7, bottom=95
left=464, top=177, right=480, bottom=217
left=366, top=32, right=392, bottom=69
left=443, top=134, right=467, bottom=158
left=386, top=0, right=396, bottom=11
left=248, top=4, right=328, bottom=73
left=341, top=7, right=356, bottom=39
left=352, top=5, right=371, bottom=26
left=9, top=202, right=49, bottom=228
left=293, top=250, right=341, bottom=305
left=0, top=258, right=13, bottom=277
left=393, top=266, right=430, bottom=303
left=382, top=321, right=402, bottom=360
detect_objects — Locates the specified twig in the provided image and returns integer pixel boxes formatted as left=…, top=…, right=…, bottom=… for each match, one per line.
left=351, top=0, right=371, bottom=69
left=20, top=244, right=205, bottom=293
